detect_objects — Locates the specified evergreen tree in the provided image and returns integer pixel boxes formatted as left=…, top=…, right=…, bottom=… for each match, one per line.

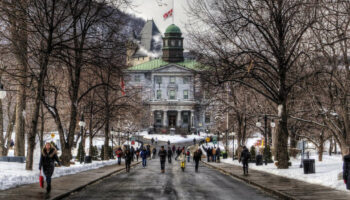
left=250, top=146, right=256, bottom=161
left=263, top=145, right=273, bottom=163
left=91, top=146, right=98, bottom=160
left=77, top=142, right=85, bottom=162
left=100, top=145, right=105, bottom=160
left=108, top=146, right=114, bottom=159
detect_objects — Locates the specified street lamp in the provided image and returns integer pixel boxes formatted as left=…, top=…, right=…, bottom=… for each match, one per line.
left=0, top=83, right=6, bottom=99
left=78, top=114, right=86, bottom=163
left=111, top=127, right=116, bottom=152
left=256, top=121, right=262, bottom=128
left=270, top=120, right=276, bottom=128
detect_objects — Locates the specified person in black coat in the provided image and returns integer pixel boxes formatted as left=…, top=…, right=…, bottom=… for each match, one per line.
left=193, top=149, right=202, bottom=172
left=124, top=149, right=132, bottom=173
left=167, top=147, right=173, bottom=163
left=158, top=146, right=167, bottom=173
left=39, top=142, right=61, bottom=193
left=343, top=148, right=350, bottom=190
left=239, top=146, right=251, bottom=175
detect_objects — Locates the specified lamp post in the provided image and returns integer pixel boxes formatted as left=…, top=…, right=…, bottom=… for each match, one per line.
left=78, top=114, right=86, bottom=163
left=111, top=128, right=116, bottom=153
left=231, top=131, right=236, bottom=160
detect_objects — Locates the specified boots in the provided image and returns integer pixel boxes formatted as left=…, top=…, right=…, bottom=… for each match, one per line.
left=46, top=184, right=51, bottom=193
left=161, top=169, right=165, bottom=173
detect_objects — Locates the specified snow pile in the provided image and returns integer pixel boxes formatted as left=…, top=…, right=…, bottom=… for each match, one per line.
left=143, top=134, right=204, bottom=144
left=222, top=154, right=348, bottom=191
left=0, top=159, right=119, bottom=190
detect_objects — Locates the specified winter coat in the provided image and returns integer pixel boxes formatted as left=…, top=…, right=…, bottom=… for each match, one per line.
left=240, top=148, right=251, bottom=163
left=140, top=150, right=147, bottom=159
left=167, top=149, right=173, bottom=157
left=116, top=150, right=123, bottom=158
left=158, top=149, right=167, bottom=162
left=124, top=151, right=132, bottom=163
left=39, top=147, right=60, bottom=178
left=193, top=151, right=201, bottom=162
left=343, top=154, right=350, bottom=190
left=179, top=153, right=186, bottom=163
left=212, top=148, right=217, bottom=155
left=152, top=148, right=157, bottom=155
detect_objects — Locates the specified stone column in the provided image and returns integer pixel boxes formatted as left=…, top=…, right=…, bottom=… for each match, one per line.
left=163, top=110, right=168, bottom=127
left=191, top=110, right=195, bottom=128
left=177, top=110, right=182, bottom=128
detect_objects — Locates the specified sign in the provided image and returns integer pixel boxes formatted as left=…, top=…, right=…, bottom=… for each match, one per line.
left=206, top=137, right=210, bottom=142
left=131, top=140, right=135, bottom=145
left=51, top=133, right=55, bottom=139
left=213, top=136, right=217, bottom=144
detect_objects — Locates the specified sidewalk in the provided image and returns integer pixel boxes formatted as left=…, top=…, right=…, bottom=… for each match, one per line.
left=202, top=161, right=350, bottom=200
left=0, top=161, right=140, bottom=200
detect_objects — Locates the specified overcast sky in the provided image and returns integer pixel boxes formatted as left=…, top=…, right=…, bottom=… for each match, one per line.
left=127, top=0, right=190, bottom=35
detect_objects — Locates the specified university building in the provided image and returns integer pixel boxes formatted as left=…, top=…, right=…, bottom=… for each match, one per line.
left=125, top=21, right=212, bottom=134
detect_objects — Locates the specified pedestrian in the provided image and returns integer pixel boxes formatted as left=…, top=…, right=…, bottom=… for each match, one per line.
left=39, top=142, right=61, bottom=193
left=193, top=138, right=196, bottom=145
left=146, top=145, right=151, bottom=158
left=155, top=137, right=158, bottom=145
left=151, top=137, right=154, bottom=144
left=10, top=139, right=14, bottom=149
left=172, top=145, right=176, bottom=153
left=167, top=147, right=173, bottom=163
left=167, top=140, right=170, bottom=146
left=239, top=146, right=251, bottom=175
left=158, top=146, right=167, bottom=173
left=116, top=147, right=123, bottom=165
left=140, top=147, right=147, bottom=167
left=179, top=149, right=186, bottom=172
left=152, top=147, right=157, bottom=159
left=193, top=149, right=202, bottom=172
left=343, top=147, right=350, bottom=190
left=212, top=147, right=217, bottom=162
left=207, top=147, right=212, bottom=162
left=136, top=148, right=140, bottom=162
left=216, top=147, right=221, bottom=163
left=124, top=149, right=132, bottom=173
left=186, top=149, right=191, bottom=162
left=130, top=146, right=135, bottom=162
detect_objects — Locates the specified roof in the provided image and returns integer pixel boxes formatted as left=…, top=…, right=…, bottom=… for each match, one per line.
left=127, top=59, right=200, bottom=71
left=139, top=20, right=162, bottom=52
left=165, top=24, right=181, bottom=34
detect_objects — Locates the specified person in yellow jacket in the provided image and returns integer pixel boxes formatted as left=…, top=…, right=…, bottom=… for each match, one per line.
left=179, top=149, right=186, bottom=172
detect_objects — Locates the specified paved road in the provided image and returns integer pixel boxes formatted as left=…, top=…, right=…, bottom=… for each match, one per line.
left=64, top=157, right=275, bottom=200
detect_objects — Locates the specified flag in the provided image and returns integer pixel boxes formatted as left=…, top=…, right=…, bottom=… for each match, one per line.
left=120, top=77, right=125, bottom=96
left=163, top=9, right=173, bottom=20
left=247, top=60, right=254, bottom=73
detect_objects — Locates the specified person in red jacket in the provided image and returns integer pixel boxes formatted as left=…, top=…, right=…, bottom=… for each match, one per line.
left=116, top=147, right=123, bottom=165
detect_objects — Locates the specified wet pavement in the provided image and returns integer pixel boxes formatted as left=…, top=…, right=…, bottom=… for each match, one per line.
left=64, top=157, right=275, bottom=200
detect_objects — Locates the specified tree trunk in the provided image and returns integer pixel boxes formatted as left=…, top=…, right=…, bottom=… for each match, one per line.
left=103, top=117, right=110, bottom=160
left=0, top=99, right=5, bottom=156
left=3, top=107, right=16, bottom=156
left=39, top=104, right=44, bottom=150
left=329, top=137, right=333, bottom=156
left=290, top=127, right=297, bottom=149
left=275, top=103, right=289, bottom=169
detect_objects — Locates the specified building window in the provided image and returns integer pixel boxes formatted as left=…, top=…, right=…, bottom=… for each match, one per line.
left=170, top=76, right=175, bottom=84
left=183, top=90, right=188, bottom=99
left=155, top=76, right=162, bottom=84
left=205, top=113, right=211, bottom=124
left=169, top=90, right=176, bottom=100
left=156, top=90, right=161, bottom=99
left=179, top=40, right=182, bottom=46
left=183, top=76, right=190, bottom=84
left=165, top=39, right=168, bottom=47
left=183, top=112, right=189, bottom=124
left=155, top=112, right=162, bottom=124
left=134, top=75, right=140, bottom=82
left=171, top=40, right=175, bottom=46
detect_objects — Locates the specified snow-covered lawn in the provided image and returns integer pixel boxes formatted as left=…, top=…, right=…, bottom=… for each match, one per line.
left=143, top=134, right=204, bottom=144
left=221, top=154, right=348, bottom=192
left=0, top=159, right=120, bottom=190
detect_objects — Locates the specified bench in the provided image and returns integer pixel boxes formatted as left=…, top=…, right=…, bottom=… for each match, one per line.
left=0, top=156, right=26, bottom=163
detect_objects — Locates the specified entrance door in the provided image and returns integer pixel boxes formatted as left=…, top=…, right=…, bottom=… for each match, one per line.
left=168, top=112, right=177, bottom=127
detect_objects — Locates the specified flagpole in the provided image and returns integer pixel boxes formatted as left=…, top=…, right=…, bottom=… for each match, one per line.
left=172, top=0, right=174, bottom=24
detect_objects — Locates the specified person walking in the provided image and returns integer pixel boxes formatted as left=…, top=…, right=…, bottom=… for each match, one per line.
left=167, top=147, right=173, bottom=163
left=136, top=148, right=140, bottom=162
left=140, top=148, right=147, bottom=168
left=158, top=146, right=167, bottom=173
left=186, top=149, right=191, bottom=162
left=155, top=137, right=158, bottom=145
left=175, top=147, right=180, bottom=160
left=343, top=147, right=350, bottom=190
left=167, top=140, right=170, bottom=146
left=212, top=147, right=217, bottom=162
left=193, top=149, right=202, bottom=172
left=124, top=149, right=132, bottom=173
left=193, top=138, right=196, bottom=145
left=39, top=142, right=61, bottom=193
left=172, top=145, right=176, bottom=154
left=216, top=147, right=221, bottom=163
left=179, top=149, right=186, bottom=172
left=152, top=147, right=157, bottom=159
left=151, top=138, right=154, bottom=144
left=116, top=147, right=123, bottom=165
left=239, top=146, right=251, bottom=175
left=130, top=146, right=135, bottom=162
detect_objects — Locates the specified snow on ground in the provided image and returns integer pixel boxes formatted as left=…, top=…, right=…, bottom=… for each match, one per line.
left=0, top=158, right=119, bottom=190
left=143, top=134, right=204, bottom=144
left=221, top=154, right=348, bottom=192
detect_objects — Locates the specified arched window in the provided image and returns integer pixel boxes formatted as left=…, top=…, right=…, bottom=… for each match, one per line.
left=165, top=39, right=168, bottom=46
left=171, top=40, right=175, bottom=46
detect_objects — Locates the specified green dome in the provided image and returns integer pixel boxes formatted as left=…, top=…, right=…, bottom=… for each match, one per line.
left=165, top=24, right=181, bottom=34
